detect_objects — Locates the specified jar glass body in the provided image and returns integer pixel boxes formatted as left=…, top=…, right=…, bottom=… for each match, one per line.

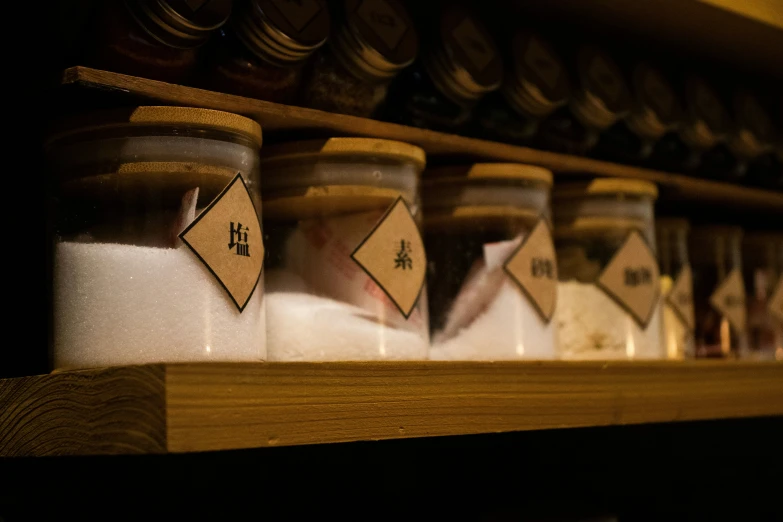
left=425, top=179, right=555, bottom=360
left=471, top=92, right=539, bottom=145
left=743, top=238, right=782, bottom=361
left=657, top=223, right=695, bottom=359
left=262, top=153, right=429, bottom=361
left=534, top=105, right=598, bottom=156
left=554, top=193, right=664, bottom=360
left=47, top=121, right=265, bottom=370
left=593, top=120, right=655, bottom=164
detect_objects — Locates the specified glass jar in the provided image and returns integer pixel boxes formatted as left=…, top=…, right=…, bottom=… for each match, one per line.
left=553, top=179, right=664, bottom=360
left=690, top=226, right=749, bottom=358
left=46, top=107, right=265, bottom=370
left=656, top=218, right=695, bottom=359
left=203, top=0, right=330, bottom=103
left=298, top=0, right=418, bottom=117
left=535, top=46, right=631, bottom=155
left=743, top=233, right=783, bottom=361
left=650, top=75, right=731, bottom=173
left=594, top=63, right=682, bottom=164
left=261, top=138, right=429, bottom=361
left=423, top=163, right=556, bottom=360
left=382, top=5, right=503, bottom=131
left=472, top=31, right=570, bottom=145
left=89, top=0, right=232, bottom=84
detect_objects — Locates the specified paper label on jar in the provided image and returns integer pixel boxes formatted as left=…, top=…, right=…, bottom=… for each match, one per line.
left=503, top=219, right=557, bottom=323
left=351, top=197, right=426, bottom=318
left=768, top=277, right=783, bottom=324
left=524, top=36, right=561, bottom=90
left=709, top=268, right=747, bottom=333
left=452, top=16, right=495, bottom=73
left=272, top=0, right=323, bottom=32
left=666, top=265, right=695, bottom=331
left=357, top=0, right=408, bottom=51
left=179, top=173, right=264, bottom=312
left=643, top=68, right=673, bottom=116
left=589, top=54, right=622, bottom=103
left=596, top=230, right=660, bottom=327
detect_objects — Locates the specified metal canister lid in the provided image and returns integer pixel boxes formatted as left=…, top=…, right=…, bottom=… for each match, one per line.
left=503, top=31, right=570, bottom=118
left=680, top=75, right=731, bottom=150
left=626, top=63, right=682, bottom=140
left=331, top=0, right=419, bottom=81
left=423, top=6, right=503, bottom=105
left=235, top=0, right=330, bottom=65
left=125, top=0, right=233, bottom=49
left=570, top=46, right=631, bottom=130
left=728, top=91, right=775, bottom=159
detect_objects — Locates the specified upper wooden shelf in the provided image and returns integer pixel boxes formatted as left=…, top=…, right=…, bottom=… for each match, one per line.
left=1, top=361, right=782, bottom=456
left=60, top=67, right=783, bottom=215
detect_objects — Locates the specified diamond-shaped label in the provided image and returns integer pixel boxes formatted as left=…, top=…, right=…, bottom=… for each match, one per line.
left=357, top=0, right=407, bottom=51
left=596, top=230, right=660, bottom=327
left=769, top=277, right=783, bottom=324
left=179, top=173, right=264, bottom=312
left=525, top=36, right=560, bottom=91
left=666, top=264, right=695, bottom=331
left=709, top=268, right=747, bottom=332
left=272, top=0, right=322, bottom=32
left=504, top=219, right=557, bottom=323
left=351, top=197, right=425, bottom=318
left=590, top=54, right=622, bottom=103
left=452, top=15, right=494, bottom=73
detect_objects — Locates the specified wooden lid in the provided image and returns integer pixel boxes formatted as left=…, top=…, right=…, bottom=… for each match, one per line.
left=262, top=138, right=426, bottom=170
left=262, top=185, right=403, bottom=220
left=555, top=178, right=658, bottom=199
left=49, top=107, right=263, bottom=147
left=425, top=163, right=553, bottom=186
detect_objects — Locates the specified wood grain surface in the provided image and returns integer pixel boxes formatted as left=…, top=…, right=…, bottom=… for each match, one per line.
left=61, top=67, right=783, bottom=213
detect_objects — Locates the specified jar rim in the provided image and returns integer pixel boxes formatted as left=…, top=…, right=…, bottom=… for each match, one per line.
left=554, top=178, right=658, bottom=200
left=261, top=138, right=426, bottom=170
left=425, top=163, right=553, bottom=186
left=126, top=0, right=232, bottom=49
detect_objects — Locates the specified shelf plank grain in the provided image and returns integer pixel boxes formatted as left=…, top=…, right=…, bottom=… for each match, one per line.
left=61, top=67, right=783, bottom=214
left=2, top=361, right=782, bottom=456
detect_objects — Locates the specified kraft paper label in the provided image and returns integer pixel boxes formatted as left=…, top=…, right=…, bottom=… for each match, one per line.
left=351, top=197, right=426, bottom=318
left=643, top=68, right=673, bottom=116
left=666, top=265, right=695, bottom=331
left=590, top=54, right=622, bottom=103
left=709, top=268, right=747, bottom=332
left=180, top=173, right=264, bottom=312
left=596, top=230, right=660, bottom=327
left=272, top=0, right=323, bottom=31
left=524, top=36, right=560, bottom=90
left=452, top=16, right=494, bottom=73
left=503, top=219, right=557, bottom=323
left=768, top=277, right=783, bottom=324
left=357, top=0, right=407, bottom=51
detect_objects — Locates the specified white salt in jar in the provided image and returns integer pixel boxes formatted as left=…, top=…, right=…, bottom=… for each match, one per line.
left=47, top=107, right=266, bottom=369
left=656, top=218, right=696, bottom=359
left=553, top=179, right=664, bottom=360
left=261, top=138, right=429, bottom=361
left=423, top=163, right=557, bottom=360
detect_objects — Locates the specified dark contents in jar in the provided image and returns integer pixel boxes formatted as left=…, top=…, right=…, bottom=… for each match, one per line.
left=592, top=120, right=649, bottom=164
left=470, top=92, right=538, bottom=144
left=534, top=106, right=596, bottom=155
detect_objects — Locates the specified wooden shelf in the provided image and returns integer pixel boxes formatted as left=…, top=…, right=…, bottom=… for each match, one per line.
left=61, top=67, right=783, bottom=214
left=2, top=361, right=782, bottom=456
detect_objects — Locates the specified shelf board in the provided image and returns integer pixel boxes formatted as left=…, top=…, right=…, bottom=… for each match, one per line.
left=61, top=67, right=783, bottom=214
left=2, top=361, right=782, bottom=456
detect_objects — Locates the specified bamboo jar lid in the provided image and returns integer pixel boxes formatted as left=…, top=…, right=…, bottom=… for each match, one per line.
left=262, top=138, right=426, bottom=170
left=425, top=163, right=553, bottom=185
left=555, top=178, right=659, bottom=199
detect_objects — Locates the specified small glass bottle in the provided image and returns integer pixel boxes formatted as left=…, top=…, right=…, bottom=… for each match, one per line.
left=690, top=226, right=749, bottom=358
left=203, top=0, right=330, bottom=103
left=298, top=0, right=419, bottom=117
left=656, top=218, right=695, bottom=359
left=382, top=6, right=503, bottom=131
left=594, top=63, right=682, bottom=164
left=650, top=75, right=731, bottom=173
left=472, top=31, right=570, bottom=145
left=535, top=46, right=631, bottom=156
left=89, top=0, right=233, bottom=84
left=743, top=233, right=783, bottom=361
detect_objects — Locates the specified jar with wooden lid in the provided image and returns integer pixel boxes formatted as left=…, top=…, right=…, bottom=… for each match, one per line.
left=650, top=75, right=731, bottom=173
left=472, top=31, right=570, bottom=145
left=89, top=0, right=232, bottom=84
left=553, top=179, right=663, bottom=360
left=743, top=233, right=783, bottom=361
left=656, top=218, right=695, bottom=359
left=261, top=138, right=429, bottom=361
left=423, top=163, right=557, bottom=360
left=535, top=46, right=631, bottom=155
left=594, top=63, right=682, bottom=163
left=382, top=6, right=503, bottom=131
left=297, top=0, right=418, bottom=117
left=46, top=107, right=266, bottom=370
left=690, top=226, right=749, bottom=358
left=203, top=0, right=330, bottom=103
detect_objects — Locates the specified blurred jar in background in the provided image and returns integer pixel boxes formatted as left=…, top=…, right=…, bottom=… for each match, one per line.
left=656, top=218, right=695, bottom=359
left=743, top=233, right=783, bottom=361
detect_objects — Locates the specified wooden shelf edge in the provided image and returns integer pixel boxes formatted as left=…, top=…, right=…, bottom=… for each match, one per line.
left=60, top=67, right=783, bottom=213
left=2, top=361, right=782, bottom=457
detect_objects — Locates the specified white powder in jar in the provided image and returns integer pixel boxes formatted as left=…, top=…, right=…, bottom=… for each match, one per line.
left=556, top=281, right=664, bottom=360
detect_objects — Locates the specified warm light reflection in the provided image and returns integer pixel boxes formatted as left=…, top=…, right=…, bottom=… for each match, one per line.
left=720, top=317, right=731, bottom=355
left=626, top=318, right=636, bottom=359
left=515, top=293, right=525, bottom=357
